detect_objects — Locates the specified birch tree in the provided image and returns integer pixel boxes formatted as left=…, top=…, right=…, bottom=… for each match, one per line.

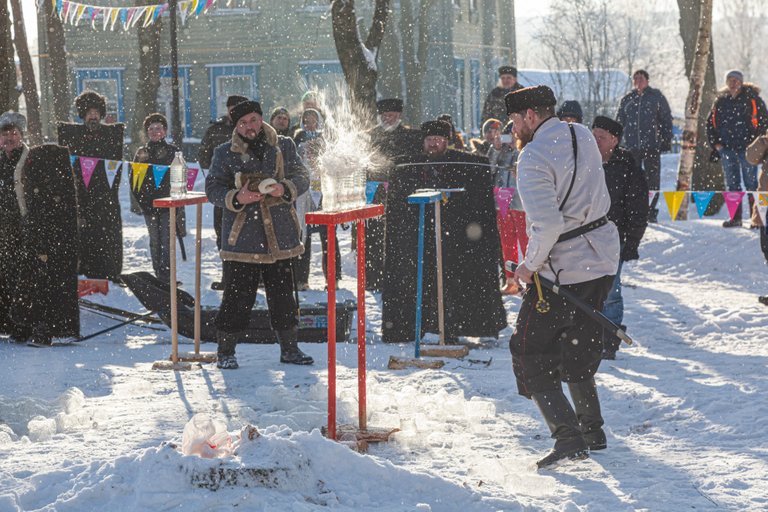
left=0, top=0, right=16, bottom=113
left=10, top=0, right=41, bottom=144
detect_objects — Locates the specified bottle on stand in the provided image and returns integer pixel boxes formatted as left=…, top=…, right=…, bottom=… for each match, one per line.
left=170, top=151, right=188, bottom=199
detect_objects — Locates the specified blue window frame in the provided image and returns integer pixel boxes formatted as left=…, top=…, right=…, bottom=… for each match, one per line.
left=470, top=59, right=481, bottom=135
left=207, top=64, right=260, bottom=120
left=454, top=58, right=465, bottom=134
left=159, top=66, right=192, bottom=138
left=75, top=68, right=125, bottom=123
left=298, top=61, right=343, bottom=103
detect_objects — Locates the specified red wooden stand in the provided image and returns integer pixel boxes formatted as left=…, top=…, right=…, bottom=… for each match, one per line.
left=305, top=204, right=384, bottom=440
left=152, top=192, right=212, bottom=368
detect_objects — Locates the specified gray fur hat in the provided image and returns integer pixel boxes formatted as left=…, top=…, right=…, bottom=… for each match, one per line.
left=0, top=111, right=26, bottom=132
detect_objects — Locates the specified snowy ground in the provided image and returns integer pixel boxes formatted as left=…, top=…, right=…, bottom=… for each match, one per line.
left=1, top=156, right=766, bottom=511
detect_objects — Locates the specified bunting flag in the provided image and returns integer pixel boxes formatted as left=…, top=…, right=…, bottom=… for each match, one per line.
left=757, top=193, right=768, bottom=227
left=186, top=164, right=200, bottom=191
left=47, top=0, right=220, bottom=31
left=153, top=165, right=170, bottom=188
left=663, top=191, right=686, bottom=221
left=691, top=191, right=716, bottom=219
left=79, top=156, right=99, bottom=190
left=69, top=155, right=78, bottom=167
left=722, top=191, right=746, bottom=220
left=365, top=181, right=381, bottom=204
left=104, top=159, right=121, bottom=189
left=648, top=191, right=656, bottom=204
left=494, top=187, right=516, bottom=219
left=131, top=163, right=149, bottom=192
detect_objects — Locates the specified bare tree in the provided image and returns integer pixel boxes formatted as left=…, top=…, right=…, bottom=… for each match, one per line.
left=9, top=0, right=41, bottom=144
left=130, top=0, right=163, bottom=152
left=331, top=0, right=391, bottom=120
left=45, top=3, right=70, bottom=124
left=400, top=0, right=435, bottom=124
left=677, top=0, right=722, bottom=215
left=674, top=0, right=713, bottom=220
left=0, top=0, right=17, bottom=113
left=716, top=0, right=768, bottom=82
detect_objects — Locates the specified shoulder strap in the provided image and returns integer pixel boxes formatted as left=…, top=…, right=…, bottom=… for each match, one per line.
left=559, top=123, right=578, bottom=212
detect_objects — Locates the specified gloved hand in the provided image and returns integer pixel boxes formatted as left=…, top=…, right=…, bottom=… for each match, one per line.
left=709, top=149, right=721, bottom=162
left=621, top=244, right=639, bottom=262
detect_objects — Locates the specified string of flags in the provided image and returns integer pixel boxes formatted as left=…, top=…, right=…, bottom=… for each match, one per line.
left=655, top=190, right=768, bottom=222
left=46, top=0, right=225, bottom=31
left=70, top=154, right=200, bottom=193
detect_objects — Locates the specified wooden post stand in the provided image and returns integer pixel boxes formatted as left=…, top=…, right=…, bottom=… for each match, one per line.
left=306, top=204, right=396, bottom=447
left=151, top=192, right=216, bottom=370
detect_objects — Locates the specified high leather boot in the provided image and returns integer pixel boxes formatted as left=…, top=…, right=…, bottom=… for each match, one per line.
left=277, top=327, right=313, bottom=365
left=567, top=378, right=607, bottom=451
left=531, top=388, right=588, bottom=469
left=216, top=330, right=239, bottom=369
left=723, top=204, right=743, bottom=227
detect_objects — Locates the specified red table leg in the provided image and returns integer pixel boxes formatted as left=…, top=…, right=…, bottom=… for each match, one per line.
left=327, top=224, right=337, bottom=440
left=356, top=219, right=367, bottom=431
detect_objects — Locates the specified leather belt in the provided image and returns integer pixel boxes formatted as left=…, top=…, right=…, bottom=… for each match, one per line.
left=557, top=216, right=608, bottom=243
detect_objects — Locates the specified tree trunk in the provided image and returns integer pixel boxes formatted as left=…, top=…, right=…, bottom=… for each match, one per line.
left=674, top=0, right=713, bottom=220
left=481, top=1, right=496, bottom=94
left=331, top=0, right=391, bottom=121
left=677, top=0, right=722, bottom=216
left=131, top=0, right=162, bottom=153
left=46, top=4, right=70, bottom=124
left=376, top=10, right=403, bottom=103
left=400, top=0, right=434, bottom=124
left=0, top=0, right=16, bottom=113
left=497, top=0, right=516, bottom=67
left=9, top=0, right=41, bottom=145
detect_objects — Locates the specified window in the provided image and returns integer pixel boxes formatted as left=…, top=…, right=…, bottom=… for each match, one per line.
left=159, top=66, right=192, bottom=138
left=298, top=61, right=344, bottom=105
left=453, top=58, right=465, bottom=134
left=470, top=59, right=481, bottom=136
left=207, top=64, right=260, bottom=120
left=75, top=68, right=125, bottom=123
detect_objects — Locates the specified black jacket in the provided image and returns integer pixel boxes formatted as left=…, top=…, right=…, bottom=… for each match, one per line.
left=482, top=83, right=524, bottom=125
left=616, top=87, right=673, bottom=152
left=197, top=117, right=232, bottom=169
left=603, top=148, right=648, bottom=261
left=707, top=84, right=768, bottom=151
left=131, top=140, right=179, bottom=213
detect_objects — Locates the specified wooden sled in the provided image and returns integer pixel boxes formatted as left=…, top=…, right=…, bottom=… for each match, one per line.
left=387, top=356, right=445, bottom=370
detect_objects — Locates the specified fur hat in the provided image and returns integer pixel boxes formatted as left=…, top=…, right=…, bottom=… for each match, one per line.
left=556, top=100, right=584, bottom=123
left=421, top=120, right=452, bottom=139
left=226, top=95, right=249, bottom=108
left=376, top=98, right=404, bottom=114
left=505, top=85, right=557, bottom=115
left=592, top=115, right=623, bottom=141
left=230, top=100, right=263, bottom=125
left=498, top=66, right=518, bottom=77
left=75, top=90, right=107, bottom=119
left=143, top=112, right=168, bottom=132
left=0, top=111, right=26, bottom=132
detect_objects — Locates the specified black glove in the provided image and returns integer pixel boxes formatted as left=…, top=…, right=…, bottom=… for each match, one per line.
left=621, top=244, right=640, bottom=262
left=709, top=149, right=721, bottom=162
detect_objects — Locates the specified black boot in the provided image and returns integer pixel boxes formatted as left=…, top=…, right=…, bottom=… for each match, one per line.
left=723, top=204, right=743, bottom=227
left=531, top=389, right=588, bottom=469
left=277, top=327, right=313, bottom=365
left=216, top=330, right=239, bottom=369
left=567, top=378, right=606, bottom=451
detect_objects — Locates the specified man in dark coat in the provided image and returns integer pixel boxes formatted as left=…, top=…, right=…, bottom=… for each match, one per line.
left=482, top=66, right=525, bottom=125
left=616, top=70, right=673, bottom=223
left=592, top=116, right=648, bottom=359
left=707, top=70, right=768, bottom=227
left=381, top=120, right=507, bottom=343
left=1, top=111, right=79, bottom=346
left=198, top=94, right=248, bottom=290
left=57, top=90, right=123, bottom=280
left=362, top=98, right=422, bottom=291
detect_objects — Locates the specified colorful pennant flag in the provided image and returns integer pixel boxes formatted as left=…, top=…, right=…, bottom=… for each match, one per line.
left=103, top=159, right=121, bottom=189
left=69, top=155, right=77, bottom=167
left=691, top=191, right=716, bottom=219
left=131, top=163, right=149, bottom=191
left=365, top=181, right=381, bottom=204
left=663, top=191, right=686, bottom=221
left=79, top=156, right=99, bottom=190
left=722, top=191, right=746, bottom=220
left=494, top=187, right=516, bottom=219
left=757, top=193, right=768, bottom=227
left=186, top=163, right=200, bottom=191
left=152, top=165, right=170, bottom=188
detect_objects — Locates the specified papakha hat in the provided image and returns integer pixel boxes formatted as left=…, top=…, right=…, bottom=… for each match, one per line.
left=505, top=85, right=557, bottom=115
left=376, top=98, right=404, bottom=114
left=230, top=100, right=263, bottom=125
left=75, top=90, right=107, bottom=119
left=592, top=115, right=623, bottom=141
left=421, top=120, right=452, bottom=139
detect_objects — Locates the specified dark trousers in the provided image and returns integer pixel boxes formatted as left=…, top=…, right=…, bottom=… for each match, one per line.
left=630, top=148, right=661, bottom=216
left=214, top=205, right=223, bottom=250
left=215, top=259, right=298, bottom=334
left=143, top=208, right=171, bottom=283
left=761, top=226, right=768, bottom=263
left=509, top=275, right=614, bottom=397
left=294, top=224, right=341, bottom=285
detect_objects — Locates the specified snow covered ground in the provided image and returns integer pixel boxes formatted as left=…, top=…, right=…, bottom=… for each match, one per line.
left=1, top=156, right=766, bottom=511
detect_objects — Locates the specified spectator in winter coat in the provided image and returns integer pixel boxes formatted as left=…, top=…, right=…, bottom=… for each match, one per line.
left=616, top=70, right=673, bottom=223
left=437, top=114, right=466, bottom=151
left=470, top=118, right=502, bottom=156
left=198, top=94, right=248, bottom=290
left=205, top=100, right=312, bottom=369
left=482, top=66, right=525, bottom=125
left=707, top=70, right=768, bottom=227
left=506, top=85, right=619, bottom=469
left=592, top=116, right=648, bottom=359
left=132, top=113, right=179, bottom=283
left=269, top=107, right=292, bottom=138
left=745, top=129, right=768, bottom=305
left=557, top=100, right=584, bottom=124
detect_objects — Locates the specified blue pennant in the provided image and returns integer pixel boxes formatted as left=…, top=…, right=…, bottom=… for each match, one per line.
left=691, top=191, right=715, bottom=218
left=365, top=181, right=381, bottom=204
left=69, top=155, right=78, bottom=167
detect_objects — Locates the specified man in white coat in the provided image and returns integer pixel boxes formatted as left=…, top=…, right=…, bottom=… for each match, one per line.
left=505, top=85, right=620, bottom=469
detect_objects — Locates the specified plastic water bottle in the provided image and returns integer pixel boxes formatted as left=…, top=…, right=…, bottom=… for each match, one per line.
left=170, top=151, right=187, bottom=199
